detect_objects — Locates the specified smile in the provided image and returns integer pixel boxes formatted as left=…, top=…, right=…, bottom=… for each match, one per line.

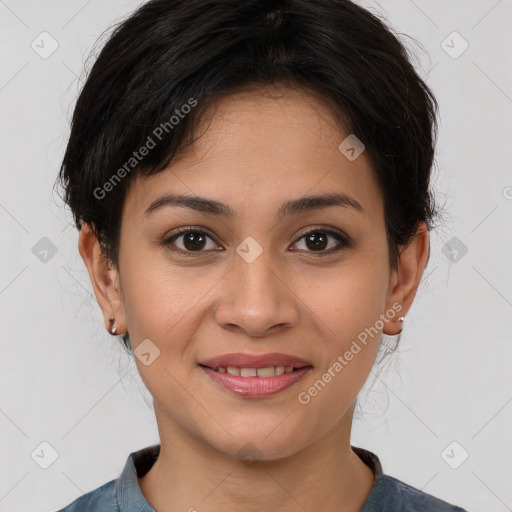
left=199, top=364, right=312, bottom=397
left=205, top=365, right=299, bottom=377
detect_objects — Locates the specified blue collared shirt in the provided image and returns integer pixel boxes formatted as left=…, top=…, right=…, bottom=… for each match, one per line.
left=55, top=444, right=468, bottom=511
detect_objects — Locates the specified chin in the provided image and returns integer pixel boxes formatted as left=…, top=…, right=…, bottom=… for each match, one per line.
left=208, top=429, right=307, bottom=463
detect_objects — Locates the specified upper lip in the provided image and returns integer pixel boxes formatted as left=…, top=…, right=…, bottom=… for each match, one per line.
left=199, top=352, right=312, bottom=369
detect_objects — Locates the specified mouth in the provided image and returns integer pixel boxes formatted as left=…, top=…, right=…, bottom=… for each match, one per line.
left=198, top=352, right=313, bottom=398
left=199, top=352, right=313, bottom=372
left=198, top=364, right=310, bottom=377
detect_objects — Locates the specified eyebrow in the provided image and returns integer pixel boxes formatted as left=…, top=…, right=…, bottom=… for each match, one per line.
left=144, top=192, right=364, bottom=220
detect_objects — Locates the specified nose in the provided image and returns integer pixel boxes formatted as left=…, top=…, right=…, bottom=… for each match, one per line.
left=214, top=250, right=300, bottom=338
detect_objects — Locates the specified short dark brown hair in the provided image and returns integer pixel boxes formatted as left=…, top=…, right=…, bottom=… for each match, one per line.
left=55, top=0, right=441, bottom=353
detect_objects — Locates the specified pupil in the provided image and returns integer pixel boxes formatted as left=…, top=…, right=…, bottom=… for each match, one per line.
left=306, top=232, right=327, bottom=251
left=184, top=232, right=206, bottom=251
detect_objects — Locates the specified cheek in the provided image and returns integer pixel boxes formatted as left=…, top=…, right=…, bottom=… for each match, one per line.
left=303, top=254, right=389, bottom=346
left=294, top=266, right=387, bottom=429
left=120, top=255, right=214, bottom=345
left=295, top=251, right=389, bottom=404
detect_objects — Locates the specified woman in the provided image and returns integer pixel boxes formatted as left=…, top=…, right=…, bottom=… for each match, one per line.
left=55, top=0, right=468, bottom=510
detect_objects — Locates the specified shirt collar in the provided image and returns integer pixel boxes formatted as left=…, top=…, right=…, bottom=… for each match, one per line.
left=115, top=444, right=160, bottom=511
left=115, top=444, right=385, bottom=511
left=353, top=445, right=399, bottom=511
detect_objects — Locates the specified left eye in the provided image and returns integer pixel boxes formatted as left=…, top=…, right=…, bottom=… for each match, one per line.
left=291, top=229, right=350, bottom=254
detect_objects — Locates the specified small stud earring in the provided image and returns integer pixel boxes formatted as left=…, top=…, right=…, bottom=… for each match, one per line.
left=108, top=316, right=117, bottom=335
left=381, top=314, right=406, bottom=346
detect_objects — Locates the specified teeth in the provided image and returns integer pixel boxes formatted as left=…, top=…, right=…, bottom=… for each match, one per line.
left=240, top=367, right=257, bottom=377
left=257, top=366, right=275, bottom=377
left=214, top=365, right=300, bottom=377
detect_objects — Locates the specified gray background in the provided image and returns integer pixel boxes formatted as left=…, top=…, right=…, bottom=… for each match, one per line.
left=0, top=1, right=511, bottom=511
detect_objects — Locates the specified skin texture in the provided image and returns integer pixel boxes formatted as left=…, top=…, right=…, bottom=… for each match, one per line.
left=79, top=84, right=429, bottom=512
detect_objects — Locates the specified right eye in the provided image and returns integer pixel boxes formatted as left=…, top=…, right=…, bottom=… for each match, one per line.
left=162, top=228, right=222, bottom=256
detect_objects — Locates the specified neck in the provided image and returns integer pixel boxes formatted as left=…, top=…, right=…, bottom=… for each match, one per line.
left=139, top=403, right=375, bottom=512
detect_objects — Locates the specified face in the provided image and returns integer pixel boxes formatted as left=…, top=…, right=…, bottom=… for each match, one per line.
left=84, top=84, right=419, bottom=461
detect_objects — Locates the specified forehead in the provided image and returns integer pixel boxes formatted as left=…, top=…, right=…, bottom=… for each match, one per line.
left=122, top=85, right=382, bottom=223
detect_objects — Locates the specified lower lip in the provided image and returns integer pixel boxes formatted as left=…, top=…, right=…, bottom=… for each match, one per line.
left=200, top=366, right=312, bottom=398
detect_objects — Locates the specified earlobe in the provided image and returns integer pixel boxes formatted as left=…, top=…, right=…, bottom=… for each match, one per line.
left=78, top=222, right=127, bottom=334
left=383, top=222, right=429, bottom=335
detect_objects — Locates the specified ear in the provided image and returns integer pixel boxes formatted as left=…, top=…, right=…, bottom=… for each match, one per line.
left=78, top=222, right=126, bottom=335
left=383, top=222, right=429, bottom=335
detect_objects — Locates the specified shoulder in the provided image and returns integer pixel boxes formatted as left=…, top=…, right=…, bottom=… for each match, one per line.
left=53, top=479, right=119, bottom=512
left=381, top=473, right=468, bottom=511
left=353, top=446, right=468, bottom=512
left=53, top=444, right=160, bottom=512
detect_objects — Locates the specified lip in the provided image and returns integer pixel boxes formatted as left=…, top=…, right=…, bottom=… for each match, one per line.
left=199, top=352, right=312, bottom=369
left=200, top=365, right=312, bottom=398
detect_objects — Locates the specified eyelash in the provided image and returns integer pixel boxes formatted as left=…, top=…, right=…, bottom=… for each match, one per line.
left=161, top=226, right=352, bottom=258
